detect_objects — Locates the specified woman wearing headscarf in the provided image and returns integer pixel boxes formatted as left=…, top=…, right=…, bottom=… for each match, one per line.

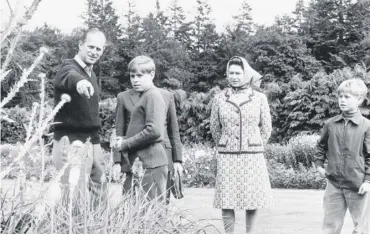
left=210, top=56, right=273, bottom=233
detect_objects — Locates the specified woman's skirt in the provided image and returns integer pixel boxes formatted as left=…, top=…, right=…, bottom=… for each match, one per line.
left=213, top=153, right=273, bottom=210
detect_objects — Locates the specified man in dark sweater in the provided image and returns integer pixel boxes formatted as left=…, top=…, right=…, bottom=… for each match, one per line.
left=112, top=56, right=168, bottom=202
left=53, top=28, right=107, bottom=206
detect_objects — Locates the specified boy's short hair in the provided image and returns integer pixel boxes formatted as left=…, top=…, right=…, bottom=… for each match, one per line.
left=128, top=56, right=155, bottom=74
left=337, top=79, right=368, bottom=97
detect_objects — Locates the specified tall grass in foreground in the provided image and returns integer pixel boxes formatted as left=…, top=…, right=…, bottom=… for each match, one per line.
left=1, top=175, right=221, bottom=234
left=2, top=131, right=220, bottom=233
left=1, top=2, right=221, bottom=233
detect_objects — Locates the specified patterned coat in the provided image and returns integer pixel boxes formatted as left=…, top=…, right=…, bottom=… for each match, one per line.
left=210, top=88, right=272, bottom=154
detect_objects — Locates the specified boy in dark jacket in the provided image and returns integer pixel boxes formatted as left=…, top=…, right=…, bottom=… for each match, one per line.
left=314, top=79, right=370, bottom=234
left=112, top=56, right=168, bottom=203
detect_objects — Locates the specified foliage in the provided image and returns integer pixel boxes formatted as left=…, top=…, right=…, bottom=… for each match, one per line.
left=300, top=0, right=370, bottom=70
left=264, top=144, right=297, bottom=168
left=1, top=106, right=28, bottom=144
left=178, top=86, right=220, bottom=144
left=84, top=0, right=123, bottom=42
left=1, top=97, right=117, bottom=151
left=246, top=25, right=322, bottom=84
left=272, top=65, right=370, bottom=142
left=2, top=0, right=370, bottom=144
left=167, top=0, right=188, bottom=42
left=182, top=136, right=326, bottom=189
left=1, top=26, right=79, bottom=108
left=3, top=138, right=326, bottom=190
left=83, top=0, right=127, bottom=99
left=288, top=134, right=320, bottom=168
left=264, top=134, right=320, bottom=169
left=98, top=98, right=117, bottom=150
left=221, top=0, right=255, bottom=57
left=182, top=144, right=217, bottom=188
left=267, top=161, right=326, bottom=189
left=1, top=143, right=55, bottom=181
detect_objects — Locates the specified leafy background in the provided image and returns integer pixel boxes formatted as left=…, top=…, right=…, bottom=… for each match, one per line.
left=2, top=0, right=370, bottom=188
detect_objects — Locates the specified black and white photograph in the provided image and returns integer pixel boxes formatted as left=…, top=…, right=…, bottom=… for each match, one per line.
left=1, top=0, right=370, bottom=233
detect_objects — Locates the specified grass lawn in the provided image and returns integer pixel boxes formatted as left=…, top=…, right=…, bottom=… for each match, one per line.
left=0, top=180, right=358, bottom=234
left=170, top=187, right=356, bottom=234
left=108, top=183, right=357, bottom=234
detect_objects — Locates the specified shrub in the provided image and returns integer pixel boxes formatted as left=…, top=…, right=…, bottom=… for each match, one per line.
left=269, top=65, right=370, bottom=142
left=288, top=134, right=320, bottom=168
left=99, top=98, right=117, bottom=150
left=182, top=138, right=325, bottom=189
left=264, top=144, right=297, bottom=168
left=1, top=106, right=28, bottom=144
left=1, top=98, right=117, bottom=151
left=178, top=87, right=220, bottom=144
left=182, top=144, right=217, bottom=188
left=1, top=142, right=56, bottom=181
left=267, top=160, right=326, bottom=189
left=2, top=136, right=326, bottom=190
left=265, top=134, right=319, bottom=169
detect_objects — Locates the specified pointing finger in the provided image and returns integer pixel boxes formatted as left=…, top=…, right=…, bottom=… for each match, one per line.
left=87, top=83, right=94, bottom=97
left=82, top=87, right=90, bottom=98
left=81, top=84, right=91, bottom=98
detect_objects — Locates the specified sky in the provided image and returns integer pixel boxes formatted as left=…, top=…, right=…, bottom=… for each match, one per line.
left=1, top=0, right=300, bottom=34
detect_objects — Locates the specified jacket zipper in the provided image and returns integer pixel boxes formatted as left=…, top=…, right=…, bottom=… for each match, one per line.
left=341, top=120, right=348, bottom=186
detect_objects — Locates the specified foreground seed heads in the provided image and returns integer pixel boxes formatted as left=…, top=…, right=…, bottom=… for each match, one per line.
left=61, top=94, right=71, bottom=103
left=39, top=47, right=49, bottom=55
left=44, top=181, right=62, bottom=207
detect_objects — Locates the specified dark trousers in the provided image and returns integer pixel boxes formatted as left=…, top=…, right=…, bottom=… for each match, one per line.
left=123, top=165, right=168, bottom=203
left=166, top=171, right=172, bottom=205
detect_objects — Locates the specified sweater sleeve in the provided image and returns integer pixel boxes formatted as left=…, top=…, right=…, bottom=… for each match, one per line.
left=55, top=65, right=85, bottom=92
left=121, top=92, right=165, bottom=150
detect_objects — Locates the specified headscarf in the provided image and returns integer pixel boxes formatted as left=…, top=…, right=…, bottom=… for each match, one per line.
left=226, top=56, right=262, bottom=89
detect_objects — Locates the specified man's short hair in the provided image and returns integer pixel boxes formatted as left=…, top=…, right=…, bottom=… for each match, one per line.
left=128, top=56, right=155, bottom=74
left=337, top=79, right=368, bottom=97
left=81, top=28, right=106, bottom=43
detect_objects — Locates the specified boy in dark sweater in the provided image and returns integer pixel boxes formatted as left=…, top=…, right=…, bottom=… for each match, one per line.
left=112, top=56, right=168, bottom=202
left=53, top=28, right=107, bottom=206
left=314, top=79, right=370, bottom=234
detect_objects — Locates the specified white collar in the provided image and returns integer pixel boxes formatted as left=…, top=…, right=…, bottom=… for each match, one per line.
left=74, top=55, right=93, bottom=69
left=74, top=55, right=92, bottom=76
